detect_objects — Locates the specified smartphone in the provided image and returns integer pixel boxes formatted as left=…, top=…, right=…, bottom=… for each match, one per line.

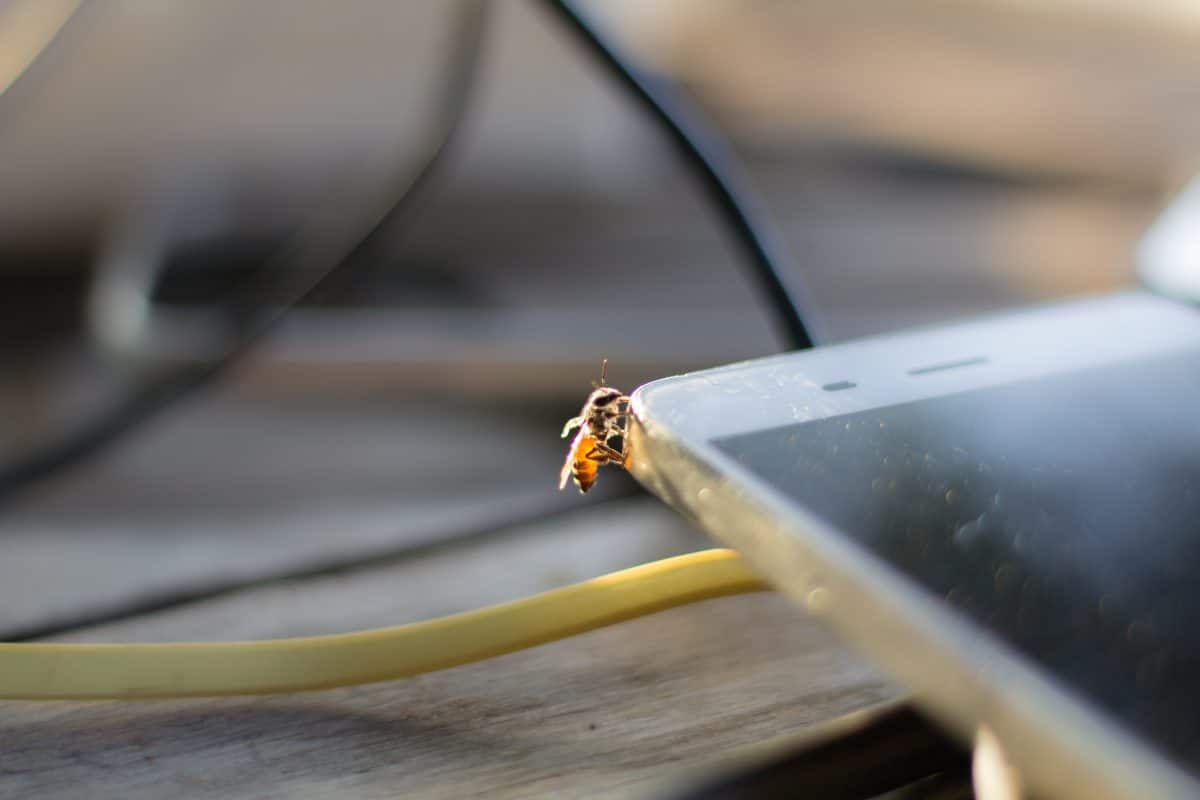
left=628, top=291, right=1200, bottom=799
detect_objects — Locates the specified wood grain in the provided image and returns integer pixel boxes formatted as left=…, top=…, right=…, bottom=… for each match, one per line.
left=0, top=500, right=899, bottom=799
left=0, top=396, right=630, bottom=639
left=0, top=601, right=894, bottom=800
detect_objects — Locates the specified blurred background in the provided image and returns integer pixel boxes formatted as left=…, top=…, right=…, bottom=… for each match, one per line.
left=2, top=0, right=1200, bottom=673
left=7, top=1, right=1200, bottom=796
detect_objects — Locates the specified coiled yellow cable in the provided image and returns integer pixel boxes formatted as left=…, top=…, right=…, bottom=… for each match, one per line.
left=0, top=549, right=766, bottom=700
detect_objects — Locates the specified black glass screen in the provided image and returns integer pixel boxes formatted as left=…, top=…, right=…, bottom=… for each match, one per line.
left=714, top=350, right=1200, bottom=773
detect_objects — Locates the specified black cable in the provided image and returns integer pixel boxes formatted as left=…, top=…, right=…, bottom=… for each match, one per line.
left=0, top=2, right=488, bottom=506
left=671, top=706, right=968, bottom=800
left=2, top=487, right=639, bottom=642
left=541, top=0, right=819, bottom=352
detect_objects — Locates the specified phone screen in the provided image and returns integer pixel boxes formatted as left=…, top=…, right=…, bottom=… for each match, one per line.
left=713, top=348, right=1200, bottom=774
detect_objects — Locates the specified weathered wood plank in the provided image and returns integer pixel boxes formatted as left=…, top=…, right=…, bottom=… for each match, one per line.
left=49, top=499, right=708, bottom=643
left=0, top=599, right=894, bottom=800
left=0, top=500, right=898, bottom=799
left=0, top=396, right=628, bottom=638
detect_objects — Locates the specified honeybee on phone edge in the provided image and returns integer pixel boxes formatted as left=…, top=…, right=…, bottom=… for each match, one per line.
left=559, top=359, right=631, bottom=494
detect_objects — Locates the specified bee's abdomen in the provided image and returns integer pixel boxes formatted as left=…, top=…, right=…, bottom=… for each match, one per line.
left=573, top=457, right=598, bottom=492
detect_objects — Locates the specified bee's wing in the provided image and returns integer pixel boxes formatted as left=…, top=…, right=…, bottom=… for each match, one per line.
left=558, top=457, right=573, bottom=490
left=559, top=427, right=585, bottom=490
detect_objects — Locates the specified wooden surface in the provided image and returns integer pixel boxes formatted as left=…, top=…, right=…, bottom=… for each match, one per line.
left=0, top=505, right=897, bottom=799
left=0, top=396, right=587, bottom=639
left=1, top=597, right=893, bottom=800
left=0, top=387, right=898, bottom=799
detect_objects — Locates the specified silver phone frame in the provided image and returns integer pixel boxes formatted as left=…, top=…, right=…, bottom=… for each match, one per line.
left=628, top=291, right=1200, bottom=799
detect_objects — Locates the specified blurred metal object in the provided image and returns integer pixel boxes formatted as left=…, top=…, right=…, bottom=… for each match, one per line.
left=0, top=0, right=81, bottom=97
left=0, top=2, right=490, bottom=255
left=86, top=0, right=806, bottom=399
left=973, top=726, right=1023, bottom=800
left=87, top=1, right=488, bottom=371
left=87, top=169, right=242, bottom=363
left=1138, top=175, right=1200, bottom=304
left=0, top=2, right=488, bottom=506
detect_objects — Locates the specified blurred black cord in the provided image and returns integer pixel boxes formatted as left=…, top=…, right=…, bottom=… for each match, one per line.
left=0, top=2, right=488, bottom=507
left=0, top=0, right=820, bottom=506
left=3, top=486, right=640, bottom=642
left=671, top=706, right=970, bottom=800
left=541, top=0, right=819, bottom=352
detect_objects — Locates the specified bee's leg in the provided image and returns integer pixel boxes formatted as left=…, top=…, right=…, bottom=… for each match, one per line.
left=610, top=434, right=632, bottom=470
left=594, top=401, right=630, bottom=432
left=612, top=398, right=632, bottom=427
left=588, top=442, right=626, bottom=463
left=561, top=416, right=585, bottom=438
left=610, top=401, right=632, bottom=438
left=612, top=402, right=633, bottom=467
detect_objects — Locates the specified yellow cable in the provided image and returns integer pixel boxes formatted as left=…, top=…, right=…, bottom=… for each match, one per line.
left=0, top=549, right=767, bottom=700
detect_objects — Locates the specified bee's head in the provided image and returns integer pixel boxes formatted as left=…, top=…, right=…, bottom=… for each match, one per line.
left=588, top=386, right=623, bottom=408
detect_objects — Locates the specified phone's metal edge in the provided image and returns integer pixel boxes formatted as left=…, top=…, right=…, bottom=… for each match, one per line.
left=634, top=289, right=1200, bottom=444
left=627, top=294, right=1200, bottom=800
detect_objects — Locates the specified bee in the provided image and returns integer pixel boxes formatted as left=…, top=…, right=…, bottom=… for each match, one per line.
left=559, top=359, right=631, bottom=493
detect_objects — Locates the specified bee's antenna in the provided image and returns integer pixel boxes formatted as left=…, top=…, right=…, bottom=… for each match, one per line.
left=593, top=358, right=609, bottom=388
